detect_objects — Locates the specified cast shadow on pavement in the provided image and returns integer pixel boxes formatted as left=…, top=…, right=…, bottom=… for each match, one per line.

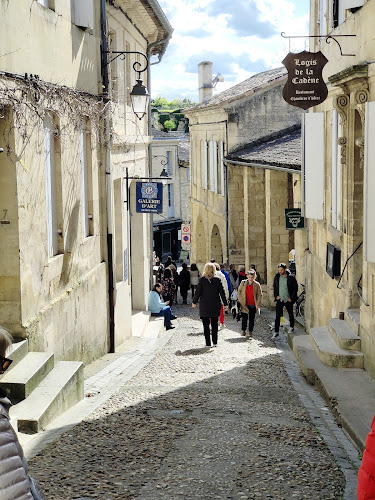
left=175, top=347, right=212, bottom=356
left=225, top=337, right=249, bottom=344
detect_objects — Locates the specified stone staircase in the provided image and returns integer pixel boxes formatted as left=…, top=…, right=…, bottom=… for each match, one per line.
left=309, top=314, right=363, bottom=369
left=289, top=307, right=375, bottom=451
left=0, top=340, right=84, bottom=434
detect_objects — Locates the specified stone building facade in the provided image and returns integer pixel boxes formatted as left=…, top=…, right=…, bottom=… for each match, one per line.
left=185, top=63, right=303, bottom=303
left=0, top=0, right=172, bottom=364
left=152, top=130, right=190, bottom=263
left=299, top=0, right=375, bottom=376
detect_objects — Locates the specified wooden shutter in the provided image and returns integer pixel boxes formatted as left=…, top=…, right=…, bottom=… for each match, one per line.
left=202, top=140, right=208, bottom=189
left=303, top=112, right=325, bottom=220
left=364, top=102, right=375, bottom=263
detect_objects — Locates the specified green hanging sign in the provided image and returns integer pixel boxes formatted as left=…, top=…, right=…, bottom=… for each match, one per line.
left=285, top=208, right=304, bottom=230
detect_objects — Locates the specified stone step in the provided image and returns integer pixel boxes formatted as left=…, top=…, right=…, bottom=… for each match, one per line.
left=345, top=308, right=360, bottom=336
left=328, top=318, right=361, bottom=351
left=310, top=326, right=364, bottom=369
left=289, top=332, right=374, bottom=452
left=143, top=316, right=165, bottom=338
left=11, top=361, right=84, bottom=434
left=131, top=309, right=151, bottom=337
left=0, top=352, right=54, bottom=403
left=7, top=339, right=29, bottom=369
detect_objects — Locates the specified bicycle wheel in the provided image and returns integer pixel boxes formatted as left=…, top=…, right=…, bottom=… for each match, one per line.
left=297, top=300, right=305, bottom=317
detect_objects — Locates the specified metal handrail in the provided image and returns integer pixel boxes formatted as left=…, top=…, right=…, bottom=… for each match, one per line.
left=357, top=274, right=370, bottom=306
left=337, top=241, right=362, bottom=289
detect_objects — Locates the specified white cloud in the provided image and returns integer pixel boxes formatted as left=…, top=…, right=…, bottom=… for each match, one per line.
left=151, top=0, right=309, bottom=101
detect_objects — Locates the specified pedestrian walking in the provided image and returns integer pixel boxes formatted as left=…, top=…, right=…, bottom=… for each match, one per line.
left=272, top=262, right=298, bottom=339
left=148, top=284, right=176, bottom=330
left=228, top=264, right=239, bottom=292
left=238, top=269, right=262, bottom=338
left=178, top=263, right=190, bottom=304
left=0, top=326, right=45, bottom=500
left=192, top=262, right=228, bottom=347
left=189, top=263, right=200, bottom=298
left=214, top=263, right=229, bottom=330
left=168, top=264, right=179, bottom=304
left=237, top=265, right=247, bottom=285
left=160, top=268, right=176, bottom=305
left=220, top=263, right=231, bottom=296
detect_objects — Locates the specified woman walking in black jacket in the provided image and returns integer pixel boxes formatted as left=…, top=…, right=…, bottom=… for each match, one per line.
left=192, top=262, right=228, bottom=347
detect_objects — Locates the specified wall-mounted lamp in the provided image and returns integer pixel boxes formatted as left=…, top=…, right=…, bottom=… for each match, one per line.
left=0, top=148, right=4, bottom=153
left=103, top=50, right=150, bottom=120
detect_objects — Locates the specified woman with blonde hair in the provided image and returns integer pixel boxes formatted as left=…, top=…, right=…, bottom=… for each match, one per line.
left=192, top=263, right=228, bottom=348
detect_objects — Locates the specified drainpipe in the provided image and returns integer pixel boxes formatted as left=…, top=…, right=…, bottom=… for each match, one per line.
left=100, top=0, right=115, bottom=353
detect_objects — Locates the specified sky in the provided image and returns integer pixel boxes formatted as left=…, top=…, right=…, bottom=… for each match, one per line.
left=151, top=0, right=310, bottom=102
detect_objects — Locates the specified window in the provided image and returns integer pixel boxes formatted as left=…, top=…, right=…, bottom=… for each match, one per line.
left=331, top=110, right=342, bottom=230
left=44, top=114, right=63, bottom=257
left=162, top=232, right=171, bottom=255
left=320, top=0, right=364, bottom=31
left=79, top=120, right=94, bottom=238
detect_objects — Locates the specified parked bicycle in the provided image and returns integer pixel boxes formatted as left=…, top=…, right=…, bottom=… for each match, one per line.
left=295, top=284, right=305, bottom=317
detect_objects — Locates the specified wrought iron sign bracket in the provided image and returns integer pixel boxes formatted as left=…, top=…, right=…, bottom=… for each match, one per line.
left=102, top=50, right=149, bottom=77
left=281, top=32, right=356, bottom=57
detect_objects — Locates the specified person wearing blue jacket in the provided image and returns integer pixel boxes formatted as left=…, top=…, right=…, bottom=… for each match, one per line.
left=148, top=283, right=176, bottom=330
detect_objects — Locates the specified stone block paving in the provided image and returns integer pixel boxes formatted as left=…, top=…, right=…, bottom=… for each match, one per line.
left=28, top=302, right=359, bottom=499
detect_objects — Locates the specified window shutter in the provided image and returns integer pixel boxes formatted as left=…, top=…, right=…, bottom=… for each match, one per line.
left=80, top=128, right=89, bottom=238
left=44, top=115, right=57, bottom=257
left=303, top=112, right=325, bottom=220
left=212, top=141, right=218, bottom=193
left=364, top=102, right=375, bottom=263
left=202, top=140, right=208, bottom=189
left=341, top=0, right=364, bottom=9
left=319, top=0, right=327, bottom=36
left=73, top=0, right=94, bottom=30
left=219, top=141, right=225, bottom=195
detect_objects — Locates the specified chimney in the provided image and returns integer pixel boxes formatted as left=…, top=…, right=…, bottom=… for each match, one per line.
left=198, top=61, right=213, bottom=103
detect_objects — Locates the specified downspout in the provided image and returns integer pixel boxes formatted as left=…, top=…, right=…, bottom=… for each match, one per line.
left=100, top=0, right=115, bottom=353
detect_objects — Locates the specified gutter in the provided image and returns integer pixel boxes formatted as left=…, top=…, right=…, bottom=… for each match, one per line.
left=223, top=158, right=301, bottom=175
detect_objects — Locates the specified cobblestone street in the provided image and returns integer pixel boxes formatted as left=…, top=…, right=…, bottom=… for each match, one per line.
left=28, top=303, right=360, bottom=499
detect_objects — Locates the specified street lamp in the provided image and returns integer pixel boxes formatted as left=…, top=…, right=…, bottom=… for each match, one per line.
left=130, top=79, right=150, bottom=120
left=103, top=50, right=150, bottom=120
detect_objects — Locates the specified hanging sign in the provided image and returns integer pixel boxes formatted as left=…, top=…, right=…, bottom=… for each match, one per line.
left=282, top=51, right=328, bottom=110
left=285, top=208, right=305, bottom=230
left=136, top=182, right=163, bottom=213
